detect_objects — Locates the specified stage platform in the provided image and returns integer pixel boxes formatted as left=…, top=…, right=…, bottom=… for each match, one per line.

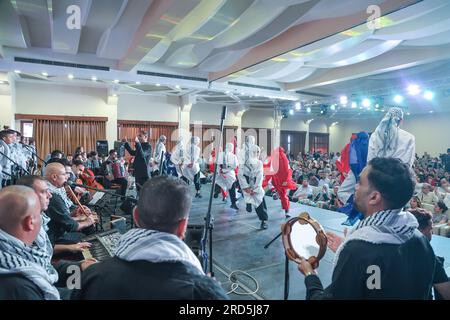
left=187, top=189, right=450, bottom=300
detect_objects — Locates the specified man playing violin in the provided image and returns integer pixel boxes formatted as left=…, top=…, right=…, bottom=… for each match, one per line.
left=44, top=163, right=97, bottom=245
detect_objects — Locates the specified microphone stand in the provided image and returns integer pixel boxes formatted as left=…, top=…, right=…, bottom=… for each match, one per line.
left=264, top=228, right=289, bottom=300
left=158, top=150, right=165, bottom=175
left=0, top=149, right=30, bottom=180
left=22, top=144, right=47, bottom=165
left=200, top=105, right=227, bottom=275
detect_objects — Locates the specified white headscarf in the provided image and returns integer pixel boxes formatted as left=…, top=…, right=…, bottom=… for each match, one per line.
left=225, top=142, right=234, bottom=153
left=249, top=145, right=260, bottom=166
left=372, top=107, right=404, bottom=157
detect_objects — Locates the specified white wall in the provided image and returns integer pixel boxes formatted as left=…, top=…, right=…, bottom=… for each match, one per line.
left=328, top=118, right=379, bottom=153
left=190, top=103, right=240, bottom=126
left=117, top=94, right=179, bottom=122
left=280, top=116, right=309, bottom=131
left=402, top=113, right=450, bottom=157
left=310, top=119, right=328, bottom=133
left=15, top=82, right=117, bottom=148
left=0, top=94, right=13, bottom=129
left=242, top=109, right=274, bottom=128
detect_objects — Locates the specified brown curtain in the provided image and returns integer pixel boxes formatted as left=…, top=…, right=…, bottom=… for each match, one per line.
left=33, top=119, right=106, bottom=160
left=117, top=121, right=178, bottom=156
left=309, top=132, right=329, bottom=154
left=281, top=131, right=306, bottom=156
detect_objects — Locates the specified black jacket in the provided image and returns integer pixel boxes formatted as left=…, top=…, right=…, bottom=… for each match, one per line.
left=124, top=141, right=152, bottom=178
left=0, top=274, right=45, bottom=300
left=305, top=230, right=435, bottom=299
left=46, top=193, right=79, bottom=244
left=71, top=257, right=229, bottom=300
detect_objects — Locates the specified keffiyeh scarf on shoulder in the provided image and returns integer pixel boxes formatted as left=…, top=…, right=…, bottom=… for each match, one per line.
left=0, top=229, right=60, bottom=300
left=333, top=209, right=418, bottom=268
left=47, top=181, right=73, bottom=209
left=115, top=228, right=204, bottom=274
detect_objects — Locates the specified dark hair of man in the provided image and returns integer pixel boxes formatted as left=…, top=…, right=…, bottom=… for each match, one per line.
left=47, top=157, right=70, bottom=167
left=367, top=157, right=415, bottom=209
left=50, top=150, right=63, bottom=159
left=88, top=151, right=97, bottom=158
left=109, top=149, right=116, bottom=156
left=409, top=208, right=432, bottom=231
left=137, top=176, right=191, bottom=233
left=72, top=160, right=84, bottom=167
left=16, top=175, right=46, bottom=189
left=436, top=200, right=448, bottom=213
left=139, top=130, right=148, bottom=137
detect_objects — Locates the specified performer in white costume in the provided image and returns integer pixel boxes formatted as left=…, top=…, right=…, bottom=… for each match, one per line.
left=152, top=135, right=166, bottom=176
left=238, top=144, right=268, bottom=229
left=182, top=136, right=202, bottom=198
left=171, top=136, right=185, bottom=179
left=368, top=107, right=415, bottom=168
left=216, top=142, right=239, bottom=210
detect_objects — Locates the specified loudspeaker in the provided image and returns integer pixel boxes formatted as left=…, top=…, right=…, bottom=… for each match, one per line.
left=184, top=224, right=204, bottom=257
left=114, top=141, right=125, bottom=158
left=96, top=140, right=109, bottom=157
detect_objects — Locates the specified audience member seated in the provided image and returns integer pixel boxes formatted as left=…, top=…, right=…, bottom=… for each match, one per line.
left=0, top=186, right=60, bottom=300
left=409, top=208, right=450, bottom=299
left=291, top=179, right=313, bottom=202
left=417, top=183, right=439, bottom=205
left=432, top=200, right=449, bottom=225
left=86, top=151, right=101, bottom=175
left=72, top=176, right=228, bottom=300
left=101, top=149, right=128, bottom=196
left=45, top=163, right=96, bottom=244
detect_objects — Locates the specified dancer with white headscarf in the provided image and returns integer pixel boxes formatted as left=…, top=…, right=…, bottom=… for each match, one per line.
left=182, top=136, right=202, bottom=198
left=238, top=144, right=268, bottom=229
left=171, top=136, right=185, bottom=179
left=368, top=107, right=415, bottom=167
left=152, top=135, right=166, bottom=176
left=216, top=142, right=239, bottom=210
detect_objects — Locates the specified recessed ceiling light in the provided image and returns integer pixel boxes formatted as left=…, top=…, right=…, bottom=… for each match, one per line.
left=14, top=70, right=21, bottom=74
left=175, top=85, right=181, bottom=89
left=135, top=81, right=141, bottom=85
left=295, top=102, right=301, bottom=110
left=423, top=91, right=434, bottom=100
left=156, top=83, right=161, bottom=87
left=393, top=95, right=403, bottom=103
left=112, top=94, right=117, bottom=97
left=113, top=79, right=119, bottom=83
left=225, top=90, right=230, bottom=94
left=340, top=95, right=348, bottom=105
left=0, top=80, right=4, bottom=84
left=429, top=110, right=434, bottom=113
left=91, top=76, right=97, bottom=81
left=68, top=74, right=74, bottom=79
left=306, top=107, right=311, bottom=113
left=289, top=109, right=294, bottom=115
left=406, top=112, right=411, bottom=116
left=41, top=72, right=48, bottom=77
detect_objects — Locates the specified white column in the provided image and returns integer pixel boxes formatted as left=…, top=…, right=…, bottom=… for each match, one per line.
left=106, top=91, right=118, bottom=149
left=304, top=119, right=314, bottom=153
left=176, top=94, right=196, bottom=143
left=272, top=109, right=283, bottom=150
left=231, top=104, right=248, bottom=146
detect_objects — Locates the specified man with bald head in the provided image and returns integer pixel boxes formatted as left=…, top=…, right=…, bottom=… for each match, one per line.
left=45, top=162, right=96, bottom=244
left=0, top=186, right=60, bottom=299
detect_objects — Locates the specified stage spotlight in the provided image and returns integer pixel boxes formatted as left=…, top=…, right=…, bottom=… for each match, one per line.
left=407, top=84, right=420, bottom=96
left=340, top=95, right=348, bottom=105
left=330, top=104, right=336, bottom=111
left=351, top=102, right=357, bottom=109
left=362, top=98, right=371, bottom=107
left=424, top=91, right=434, bottom=100
left=295, top=102, right=301, bottom=110
left=393, top=95, right=403, bottom=103
left=375, top=103, right=380, bottom=108
left=289, top=109, right=294, bottom=115
left=306, top=107, right=311, bottom=113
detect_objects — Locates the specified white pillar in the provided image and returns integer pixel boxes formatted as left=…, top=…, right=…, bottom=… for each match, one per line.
left=272, top=109, right=282, bottom=150
left=106, top=91, right=118, bottom=150
left=176, top=94, right=196, bottom=143
left=0, top=74, right=14, bottom=130
left=304, top=119, right=314, bottom=153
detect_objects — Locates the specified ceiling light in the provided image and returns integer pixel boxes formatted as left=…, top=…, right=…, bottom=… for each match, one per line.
left=156, top=83, right=161, bottom=87
left=314, top=100, right=318, bottom=104
left=289, top=109, right=294, bottom=115
left=68, top=74, right=74, bottom=79
left=393, top=95, right=403, bottom=103
left=41, top=72, right=48, bottom=77
left=330, top=104, right=336, bottom=111
left=295, top=102, right=301, bottom=110
left=0, top=80, right=4, bottom=84
left=351, top=102, right=357, bottom=109
left=406, top=112, right=411, bottom=116
left=113, top=79, right=119, bottom=84
left=175, top=85, right=181, bottom=89
left=14, top=70, right=21, bottom=74
left=362, top=98, right=371, bottom=107
left=306, top=107, right=311, bottom=113
left=423, top=91, right=434, bottom=100
left=429, top=110, right=434, bottom=113
left=340, top=95, right=348, bottom=105
left=91, top=76, right=97, bottom=81
left=407, top=84, right=420, bottom=96
left=225, top=91, right=230, bottom=94
left=112, top=94, right=117, bottom=97
left=135, top=81, right=141, bottom=85
left=375, top=104, right=380, bottom=108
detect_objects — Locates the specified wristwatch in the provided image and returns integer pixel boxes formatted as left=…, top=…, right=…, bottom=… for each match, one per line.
left=305, top=271, right=315, bottom=277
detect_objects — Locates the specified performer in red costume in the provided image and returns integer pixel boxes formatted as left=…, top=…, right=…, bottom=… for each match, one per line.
left=335, top=134, right=356, bottom=184
left=263, top=147, right=297, bottom=218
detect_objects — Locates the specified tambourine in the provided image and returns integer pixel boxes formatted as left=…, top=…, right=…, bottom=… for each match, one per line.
left=281, top=212, right=327, bottom=269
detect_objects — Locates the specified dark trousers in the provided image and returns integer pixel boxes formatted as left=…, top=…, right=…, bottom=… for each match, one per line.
left=243, top=175, right=268, bottom=221
left=215, top=182, right=238, bottom=204
left=135, top=176, right=149, bottom=194
left=255, top=198, right=268, bottom=221
left=111, top=178, right=128, bottom=196
left=181, top=173, right=201, bottom=191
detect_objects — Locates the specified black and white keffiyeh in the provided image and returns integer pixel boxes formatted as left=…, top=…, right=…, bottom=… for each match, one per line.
left=115, top=228, right=204, bottom=274
left=0, top=229, right=60, bottom=300
left=333, top=209, right=419, bottom=267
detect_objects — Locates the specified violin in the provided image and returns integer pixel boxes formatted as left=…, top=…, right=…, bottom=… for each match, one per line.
left=64, top=183, right=98, bottom=224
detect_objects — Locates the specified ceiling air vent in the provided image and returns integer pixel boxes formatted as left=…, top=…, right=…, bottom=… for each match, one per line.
left=14, top=57, right=109, bottom=71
